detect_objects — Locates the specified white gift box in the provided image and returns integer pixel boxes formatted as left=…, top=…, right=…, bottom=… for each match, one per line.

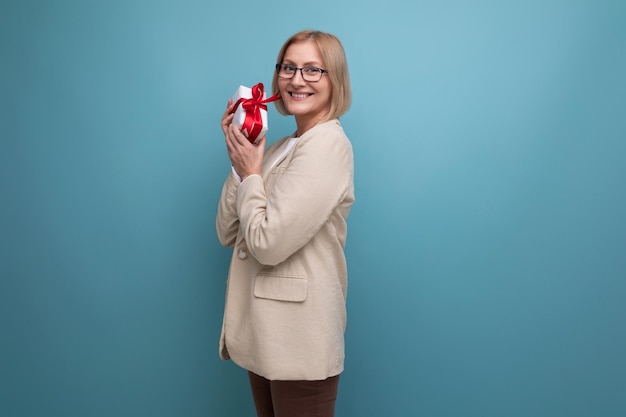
left=231, top=84, right=268, bottom=144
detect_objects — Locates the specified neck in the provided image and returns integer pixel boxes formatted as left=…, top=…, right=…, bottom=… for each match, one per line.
left=295, top=115, right=327, bottom=137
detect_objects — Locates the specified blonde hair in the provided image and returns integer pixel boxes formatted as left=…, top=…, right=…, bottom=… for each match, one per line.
left=272, top=30, right=351, bottom=121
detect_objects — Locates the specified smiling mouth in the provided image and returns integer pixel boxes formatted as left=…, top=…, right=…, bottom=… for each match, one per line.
left=289, top=92, right=311, bottom=98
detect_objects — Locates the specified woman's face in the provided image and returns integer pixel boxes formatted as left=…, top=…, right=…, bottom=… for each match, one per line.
left=278, top=40, right=332, bottom=133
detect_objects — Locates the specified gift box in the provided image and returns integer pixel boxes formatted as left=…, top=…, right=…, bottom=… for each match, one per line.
left=230, top=83, right=280, bottom=144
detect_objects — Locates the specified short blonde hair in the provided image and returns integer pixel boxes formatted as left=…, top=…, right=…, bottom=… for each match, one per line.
left=272, top=30, right=351, bottom=121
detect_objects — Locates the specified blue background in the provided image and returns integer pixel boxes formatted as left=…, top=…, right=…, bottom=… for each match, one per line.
left=2, top=0, right=625, bottom=416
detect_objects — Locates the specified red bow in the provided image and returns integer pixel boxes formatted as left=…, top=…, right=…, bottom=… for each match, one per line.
left=231, top=83, right=281, bottom=143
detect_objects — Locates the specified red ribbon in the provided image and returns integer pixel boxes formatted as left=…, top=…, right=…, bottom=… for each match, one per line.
left=230, top=83, right=281, bottom=143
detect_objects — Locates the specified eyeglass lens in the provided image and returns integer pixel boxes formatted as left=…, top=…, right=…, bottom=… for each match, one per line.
left=277, top=65, right=324, bottom=82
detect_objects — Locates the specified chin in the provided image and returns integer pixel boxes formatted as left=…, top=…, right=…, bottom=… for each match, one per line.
left=285, top=105, right=310, bottom=116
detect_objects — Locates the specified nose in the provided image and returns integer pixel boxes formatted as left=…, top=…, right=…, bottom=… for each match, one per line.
left=290, top=69, right=307, bottom=86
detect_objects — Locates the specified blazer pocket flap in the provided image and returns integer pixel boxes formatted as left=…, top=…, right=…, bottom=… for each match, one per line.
left=254, top=275, right=308, bottom=302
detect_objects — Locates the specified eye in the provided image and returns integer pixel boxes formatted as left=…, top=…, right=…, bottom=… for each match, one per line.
left=282, top=64, right=297, bottom=72
left=303, top=66, right=321, bottom=75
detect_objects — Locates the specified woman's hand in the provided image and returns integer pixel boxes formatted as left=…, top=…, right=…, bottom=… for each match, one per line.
left=221, top=100, right=266, bottom=181
left=221, top=99, right=235, bottom=137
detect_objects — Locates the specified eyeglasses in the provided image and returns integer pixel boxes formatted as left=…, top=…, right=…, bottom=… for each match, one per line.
left=275, top=63, right=328, bottom=82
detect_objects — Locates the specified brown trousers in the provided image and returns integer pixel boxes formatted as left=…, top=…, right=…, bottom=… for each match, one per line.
left=248, top=371, right=340, bottom=417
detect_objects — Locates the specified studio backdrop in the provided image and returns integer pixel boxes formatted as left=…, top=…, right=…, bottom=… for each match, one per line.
left=2, top=1, right=625, bottom=416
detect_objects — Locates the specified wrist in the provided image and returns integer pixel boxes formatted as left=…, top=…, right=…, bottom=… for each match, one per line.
left=240, top=172, right=259, bottom=182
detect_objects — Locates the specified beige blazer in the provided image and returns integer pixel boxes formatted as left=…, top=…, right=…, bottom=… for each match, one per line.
left=216, top=119, right=354, bottom=381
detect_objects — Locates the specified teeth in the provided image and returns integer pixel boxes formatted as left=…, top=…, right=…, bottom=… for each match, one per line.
left=291, top=93, right=309, bottom=98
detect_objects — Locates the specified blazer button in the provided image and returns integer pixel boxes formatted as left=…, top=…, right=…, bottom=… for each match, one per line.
left=238, top=249, right=248, bottom=260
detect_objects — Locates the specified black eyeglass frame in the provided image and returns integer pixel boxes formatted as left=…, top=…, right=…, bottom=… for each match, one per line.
left=275, top=63, right=329, bottom=82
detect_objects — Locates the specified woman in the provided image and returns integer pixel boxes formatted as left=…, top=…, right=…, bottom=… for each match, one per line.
left=216, top=30, right=354, bottom=417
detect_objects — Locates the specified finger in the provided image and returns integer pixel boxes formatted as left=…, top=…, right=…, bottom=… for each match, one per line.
left=225, top=99, right=236, bottom=115
left=225, top=128, right=238, bottom=151
left=229, top=124, right=250, bottom=146
left=221, top=117, right=235, bottom=137
left=221, top=99, right=235, bottom=120
left=222, top=101, right=235, bottom=119
left=221, top=113, right=235, bottom=129
left=225, top=129, right=244, bottom=161
left=225, top=136, right=239, bottom=164
left=255, top=136, right=266, bottom=148
left=221, top=113, right=234, bottom=125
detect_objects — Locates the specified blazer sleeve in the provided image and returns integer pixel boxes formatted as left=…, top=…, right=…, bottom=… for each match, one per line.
left=236, top=125, right=354, bottom=266
left=215, top=173, right=240, bottom=247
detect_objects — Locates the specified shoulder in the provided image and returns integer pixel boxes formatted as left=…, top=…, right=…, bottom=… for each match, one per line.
left=300, top=119, right=352, bottom=153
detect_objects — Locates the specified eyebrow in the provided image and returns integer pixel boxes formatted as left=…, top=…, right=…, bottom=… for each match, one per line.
left=282, top=59, right=324, bottom=67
